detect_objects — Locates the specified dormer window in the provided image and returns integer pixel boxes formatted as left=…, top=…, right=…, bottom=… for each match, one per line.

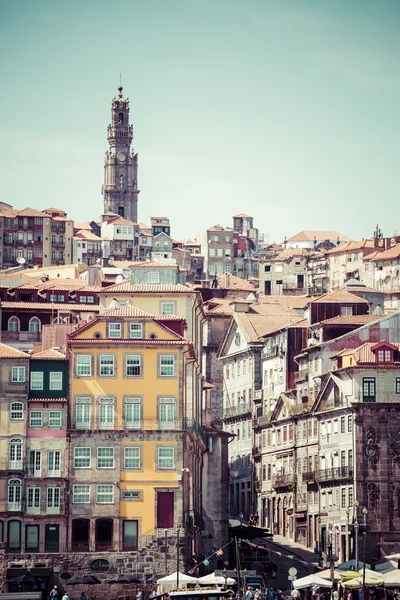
left=371, top=341, right=396, bottom=364
left=377, top=349, right=392, bottom=362
left=341, top=306, right=353, bottom=316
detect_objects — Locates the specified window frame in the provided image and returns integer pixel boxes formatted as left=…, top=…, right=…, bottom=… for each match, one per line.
left=147, top=271, right=160, bottom=284
left=29, top=410, right=43, bottom=428
left=123, top=446, right=141, bottom=470
left=76, top=354, right=92, bottom=377
left=159, top=354, right=175, bottom=377
left=108, top=323, right=122, bottom=339
left=48, top=410, right=62, bottom=428
left=99, top=354, right=115, bottom=377
left=158, top=397, right=176, bottom=429
left=30, top=372, right=44, bottom=391
left=129, top=323, right=143, bottom=339
left=362, top=377, right=376, bottom=402
left=73, top=484, right=91, bottom=504
left=157, top=446, right=175, bottom=470
left=98, top=397, right=115, bottom=429
left=125, top=354, right=142, bottom=377
left=10, top=402, right=24, bottom=421
left=160, top=302, right=176, bottom=315
left=96, top=484, right=114, bottom=504
left=75, top=397, right=92, bottom=429
left=49, top=372, right=63, bottom=391
left=74, top=447, right=91, bottom=469
left=125, top=398, right=142, bottom=429
left=97, top=447, right=115, bottom=469
left=11, top=366, right=25, bottom=383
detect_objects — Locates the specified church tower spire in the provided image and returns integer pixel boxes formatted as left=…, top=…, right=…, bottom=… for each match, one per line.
left=102, top=87, right=139, bottom=222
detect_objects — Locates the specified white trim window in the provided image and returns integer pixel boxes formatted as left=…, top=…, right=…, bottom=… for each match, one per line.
left=97, top=447, right=114, bottom=468
left=8, top=316, right=20, bottom=332
left=123, top=446, right=141, bottom=469
left=29, top=410, right=43, bottom=428
left=48, top=450, right=61, bottom=476
left=48, top=410, right=62, bottom=428
left=9, top=439, right=23, bottom=469
left=96, top=484, right=114, bottom=504
left=147, top=271, right=160, bottom=284
left=129, top=323, right=143, bottom=339
left=73, top=484, right=90, bottom=503
left=30, top=372, right=44, bottom=391
left=74, top=447, right=91, bottom=468
left=29, top=316, right=41, bottom=332
left=76, top=355, right=92, bottom=376
left=11, top=366, right=25, bottom=383
left=161, top=302, right=175, bottom=315
left=99, top=354, right=115, bottom=377
left=8, top=479, right=22, bottom=511
left=49, top=372, right=63, bottom=391
left=108, top=323, right=122, bottom=339
left=125, top=398, right=141, bottom=428
left=99, top=397, right=114, bottom=429
left=26, top=487, right=41, bottom=514
left=47, top=487, right=61, bottom=513
left=160, top=355, right=175, bottom=377
left=159, top=398, right=175, bottom=428
left=75, top=397, right=92, bottom=429
left=157, top=447, right=175, bottom=470
left=10, top=402, right=24, bottom=420
left=125, top=355, right=141, bottom=377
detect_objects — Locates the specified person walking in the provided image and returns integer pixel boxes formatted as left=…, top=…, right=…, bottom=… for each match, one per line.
left=50, top=586, right=60, bottom=600
left=61, top=592, right=70, bottom=600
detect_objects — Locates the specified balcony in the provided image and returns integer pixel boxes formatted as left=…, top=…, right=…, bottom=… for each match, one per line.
left=295, top=370, right=308, bottom=383
left=272, top=473, right=294, bottom=490
left=25, top=501, right=65, bottom=515
left=223, top=403, right=250, bottom=418
left=52, top=241, right=65, bottom=248
left=0, top=331, right=41, bottom=345
left=255, top=480, right=262, bottom=493
left=302, top=471, right=317, bottom=484
left=252, top=446, right=262, bottom=459
left=316, top=466, right=354, bottom=482
left=0, top=458, right=25, bottom=472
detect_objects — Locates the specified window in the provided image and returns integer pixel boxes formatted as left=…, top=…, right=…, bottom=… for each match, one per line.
left=48, top=450, right=61, bottom=475
left=99, top=398, right=114, bottom=429
left=76, top=355, right=92, bottom=376
left=48, top=410, right=62, bottom=427
left=8, top=316, right=20, bottom=332
left=10, top=402, right=24, bottom=420
left=99, top=355, right=115, bottom=377
left=161, top=302, right=175, bottom=315
left=125, top=355, right=141, bottom=377
left=160, top=355, right=175, bottom=377
left=9, top=439, right=23, bottom=469
left=29, top=410, right=43, bottom=428
left=396, top=378, right=400, bottom=394
left=348, top=415, right=352, bottom=432
left=30, top=372, right=44, bottom=391
left=50, top=294, right=64, bottom=302
left=125, top=398, right=141, bottom=428
left=75, top=397, right=92, bottom=429
left=124, top=446, right=141, bottom=469
left=341, top=416, right=346, bottom=433
left=377, top=349, right=392, bottom=362
left=108, top=323, right=122, bottom=339
left=348, top=487, right=353, bottom=507
left=341, top=306, right=353, bottom=316
left=49, top=372, right=63, bottom=391
left=27, top=487, right=41, bottom=512
left=74, top=447, right=91, bottom=468
left=130, top=323, right=143, bottom=339
left=47, top=487, right=60, bottom=511
left=73, top=485, right=90, bottom=503
left=11, top=366, right=25, bottom=383
left=362, top=377, right=376, bottom=402
left=123, top=521, right=138, bottom=551
left=157, top=447, right=175, bottom=470
left=8, top=479, right=22, bottom=511
left=29, top=317, right=41, bottom=332
left=97, top=448, right=114, bottom=469
left=147, top=271, right=160, bottom=284
left=159, top=398, right=175, bottom=428
left=28, top=450, right=42, bottom=475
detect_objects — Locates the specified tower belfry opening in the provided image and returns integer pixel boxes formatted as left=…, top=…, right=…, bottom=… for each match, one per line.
left=101, top=87, right=139, bottom=223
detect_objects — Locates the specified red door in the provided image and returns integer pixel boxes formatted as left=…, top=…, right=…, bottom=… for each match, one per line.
left=157, top=492, right=174, bottom=528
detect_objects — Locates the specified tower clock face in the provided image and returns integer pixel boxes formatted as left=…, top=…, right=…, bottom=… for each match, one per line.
left=117, top=152, right=126, bottom=162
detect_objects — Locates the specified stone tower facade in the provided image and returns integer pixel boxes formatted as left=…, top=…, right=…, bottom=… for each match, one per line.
left=102, top=87, right=139, bottom=222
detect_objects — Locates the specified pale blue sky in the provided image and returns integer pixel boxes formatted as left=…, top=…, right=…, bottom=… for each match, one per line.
left=0, top=0, right=399, bottom=242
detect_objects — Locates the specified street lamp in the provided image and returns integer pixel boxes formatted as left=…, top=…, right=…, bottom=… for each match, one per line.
left=353, top=501, right=360, bottom=571
left=223, top=561, right=229, bottom=590
left=362, top=507, right=368, bottom=588
left=345, top=508, right=350, bottom=562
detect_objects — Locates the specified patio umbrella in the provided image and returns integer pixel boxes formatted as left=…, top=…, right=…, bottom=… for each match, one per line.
left=68, top=576, right=101, bottom=585
left=341, top=574, right=384, bottom=588
left=197, top=573, right=236, bottom=586
left=293, top=575, right=333, bottom=590
left=8, top=575, right=36, bottom=585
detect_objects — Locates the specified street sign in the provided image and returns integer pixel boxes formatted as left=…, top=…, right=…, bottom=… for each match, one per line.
left=288, top=575, right=297, bottom=581
left=288, top=568, right=298, bottom=577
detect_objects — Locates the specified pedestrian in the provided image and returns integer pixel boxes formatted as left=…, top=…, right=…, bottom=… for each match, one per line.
left=246, top=587, right=254, bottom=600
left=81, top=593, right=87, bottom=600
left=332, top=589, right=338, bottom=600
left=50, top=586, right=60, bottom=600
left=62, top=592, right=70, bottom=600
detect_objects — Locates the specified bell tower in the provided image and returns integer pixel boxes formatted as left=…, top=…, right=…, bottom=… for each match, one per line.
left=102, top=87, right=139, bottom=222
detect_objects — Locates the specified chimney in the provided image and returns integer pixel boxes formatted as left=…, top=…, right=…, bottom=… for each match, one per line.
left=384, top=237, right=392, bottom=251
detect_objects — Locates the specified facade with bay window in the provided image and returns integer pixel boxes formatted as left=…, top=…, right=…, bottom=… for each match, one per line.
left=67, top=304, right=201, bottom=556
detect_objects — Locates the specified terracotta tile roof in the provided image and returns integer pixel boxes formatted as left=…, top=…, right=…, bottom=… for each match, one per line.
left=216, top=274, right=256, bottom=291
left=233, top=213, right=252, bottom=218
left=100, top=282, right=194, bottom=294
left=129, top=261, right=177, bottom=269
left=341, top=342, right=400, bottom=365
left=370, top=243, right=400, bottom=261
left=0, top=301, right=100, bottom=311
left=318, top=314, right=384, bottom=326
left=74, top=230, right=102, bottom=241
left=101, top=304, right=185, bottom=320
left=311, top=289, right=369, bottom=304
left=208, top=224, right=233, bottom=232
left=235, top=313, right=305, bottom=343
left=326, top=240, right=380, bottom=255
left=73, top=222, right=92, bottom=230
left=31, top=349, right=66, bottom=360
left=272, top=248, right=309, bottom=261
left=0, top=206, right=18, bottom=218
left=0, top=343, right=30, bottom=358
left=107, top=217, right=137, bottom=226
left=150, top=216, right=169, bottom=221
left=28, top=398, right=67, bottom=403
left=257, top=295, right=315, bottom=309
left=288, top=230, right=353, bottom=243
left=16, top=207, right=47, bottom=217
left=69, top=338, right=192, bottom=347
left=138, top=222, right=151, bottom=230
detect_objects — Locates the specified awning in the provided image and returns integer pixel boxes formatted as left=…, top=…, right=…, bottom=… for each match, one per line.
left=6, top=569, right=28, bottom=578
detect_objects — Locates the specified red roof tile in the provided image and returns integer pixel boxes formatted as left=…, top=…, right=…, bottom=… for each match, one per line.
left=0, top=343, right=30, bottom=358
left=100, top=282, right=194, bottom=294
left=28, top=398, right=67, bottom=403
left=0, top=301, right=100, bottom=311
left=311, top=289, right=368, bottom=304
left=318, top=314, right=384, bottom=326
left=31, top=349, right=66, bottom=360
left=288, top=230, right=353, bottom=243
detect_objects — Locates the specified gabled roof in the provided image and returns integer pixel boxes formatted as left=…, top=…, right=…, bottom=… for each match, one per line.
left=316, top=314, right=384, bottom=327
left=74, top=230, right=102, bottom=241
left=326, top=240, right=380, bottom=255
left=31, top=349, right=66, bottom=360
left=216, top=274, right=256, bottom=291
left=0, top=343, right=30, bottom=359
left=100, top=282, right=194, bottom=294
left=288, top=230, right=353, bottom=243
left=73, top=222, right=92, bottom=231
left=311, top=289, right=369, bottom=304
left=0, top=301, right=99, bottom=311
left=106, top=217, right=137, bottom=226
left=102, top=304, right=184, bottom=321
left=272, top=248, right=309, bottom=261
left=129, top=261, right=176, bottom=269
left=208, top=224, right=233, bottom=232
left=16, top=207, right=47, bottom=217
left=233, top=313, right=305, bottom=344
left=339, top=342, right=400, bottom=365
left=370, top=243, right=400, bottom=261
left=233, top=213, right=252, bottom=218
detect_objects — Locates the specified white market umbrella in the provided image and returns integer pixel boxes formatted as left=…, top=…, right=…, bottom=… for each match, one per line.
left=317, top=569, right=342, bottom=582
left=157, top=572, right=198, bottom=592
left=376, top=560, right=399, bottom=574
left=382, top=570, right=400, bottom=587
left=293, top=575, right=333, bottom=590
left=198, top=573, right=236, bottom=586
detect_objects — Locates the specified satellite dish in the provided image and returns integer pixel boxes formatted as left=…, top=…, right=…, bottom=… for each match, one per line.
left=108, top=257, right=114, bottom=265
left=16, top=257, right=26, bottom=265
left=115, top=275, right=124, bottom=284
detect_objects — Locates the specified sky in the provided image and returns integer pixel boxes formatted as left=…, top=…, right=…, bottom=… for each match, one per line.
left=0, top=0, right=399, bottom=244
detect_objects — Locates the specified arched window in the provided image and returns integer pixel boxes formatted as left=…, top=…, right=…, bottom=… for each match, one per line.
left=118, top=206, right=125, bottom=218
left=8, top=480, right=22, bottom=512
left=9, top=439, right=23, bottom=469
left=29, top=317, right=41, bottom=333
left=118, top=112, right=124, bottom=124
left=10, top=402, right=24, bottom=420
left=8, top=316, right=20, bottom=332
left=53, top=317, right=60, bottom=324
